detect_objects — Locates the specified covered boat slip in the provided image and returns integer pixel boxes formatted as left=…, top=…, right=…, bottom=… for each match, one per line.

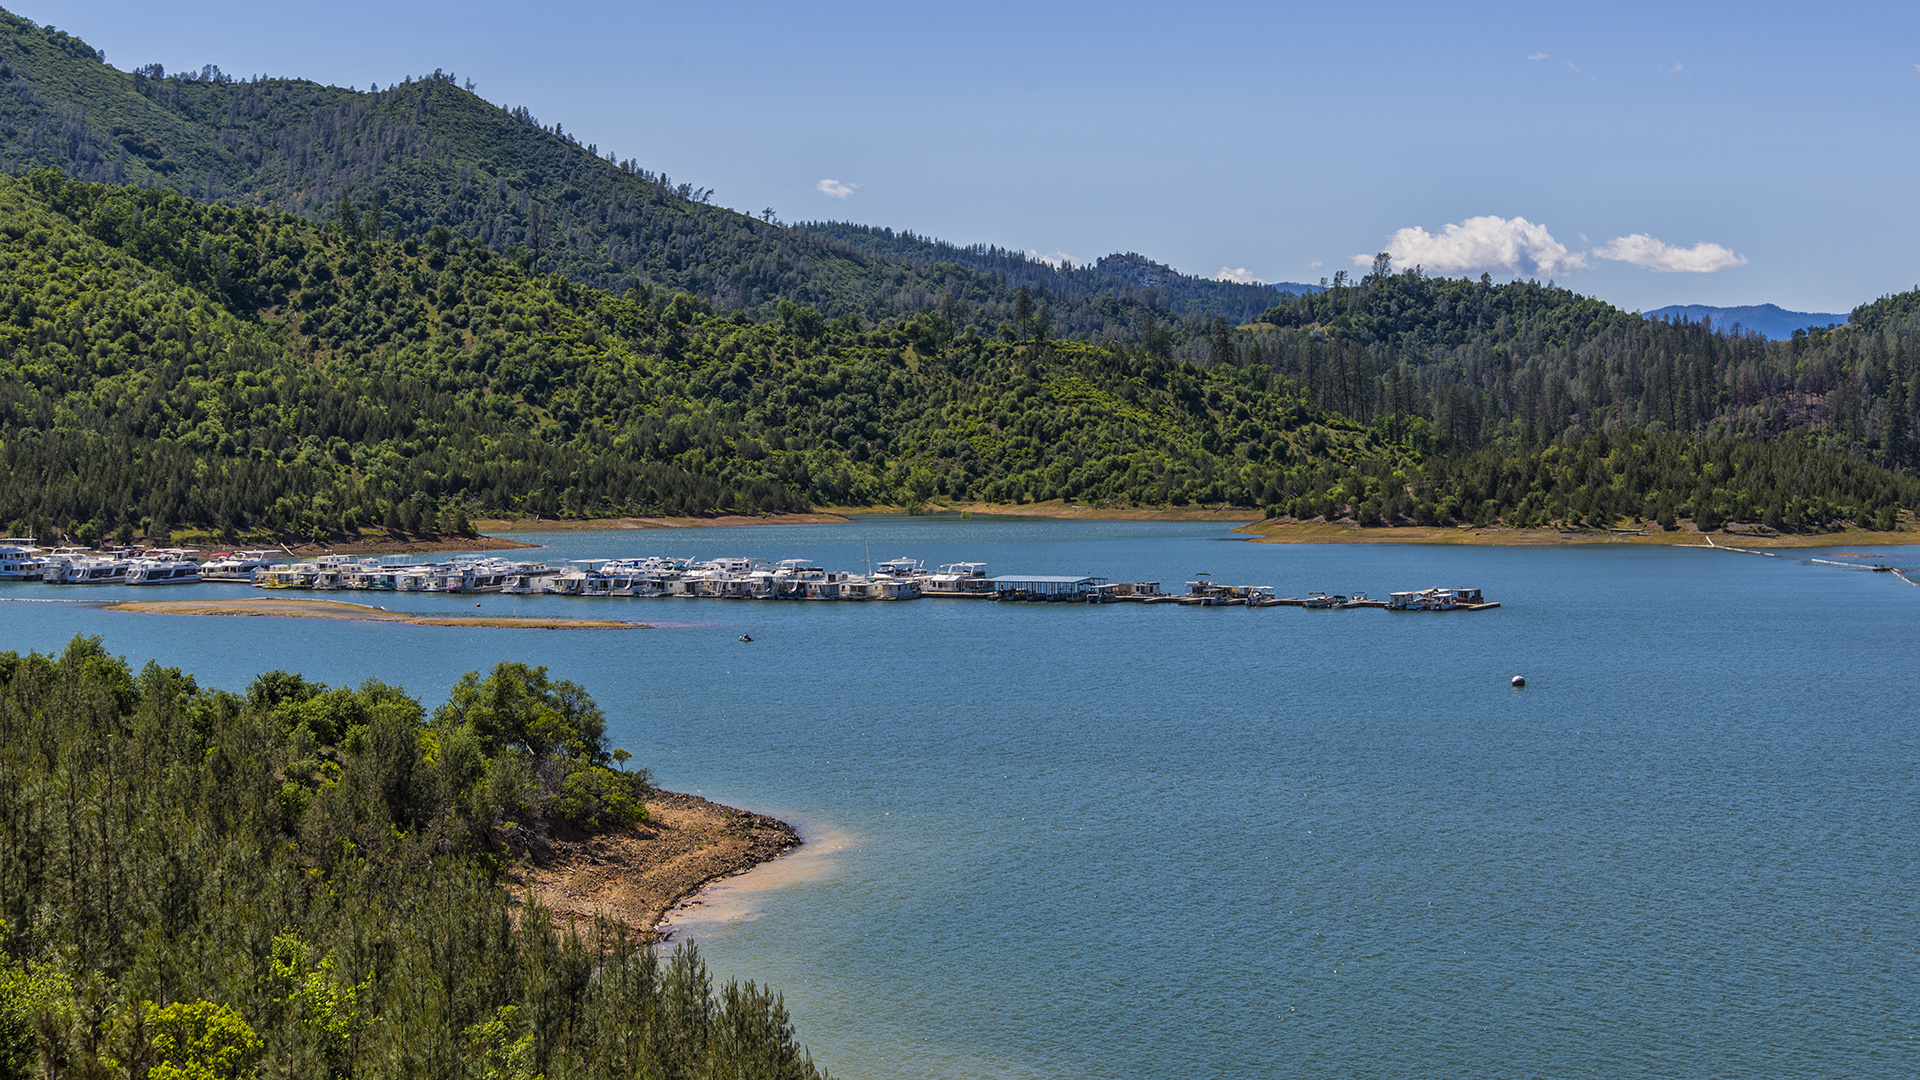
left=988, top=575, right=1105, bottom=601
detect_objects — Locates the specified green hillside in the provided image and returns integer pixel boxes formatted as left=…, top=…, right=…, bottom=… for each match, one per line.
left=1253, top=265, right=1920, bottom=470
left=0, top=170, right=1911, bottom=543
left=0, top=170, right=1387, bottom=542
left=0, top=7, right=1277, bottom=347
left=2, top=0, right=1914, bottom=494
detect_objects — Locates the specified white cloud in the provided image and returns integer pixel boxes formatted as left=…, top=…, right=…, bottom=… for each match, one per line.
left=1026, top=249, right=1081, bottom=268
left=816, top=178, right=857, bottom=198
left=1214, top=266, right=1264, bottom=285
left=1666, top=62, right=1683, bottom=74
left=1308, top=259, right=1324, bottom=269
left=1528, top=52, right=1548, bottom=61
left=1593, top=233, right=1747, bottom=273
left=1359, top=215, right=1587, bottom=278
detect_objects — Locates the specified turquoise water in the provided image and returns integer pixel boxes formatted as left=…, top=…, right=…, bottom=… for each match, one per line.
left=4, top=520, right=1918, bottom=1078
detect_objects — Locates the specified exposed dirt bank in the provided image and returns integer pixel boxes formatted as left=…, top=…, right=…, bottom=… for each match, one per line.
left=477, top=504, right=1261, bottom=529
left=126, top=534, right=539, bottom=556
left=472, top=512, right=853, bottom=531
left=508, top=788, right=801, bottom=939
left=1235, top=519, right=1914, bottom=548
left=276, top=534, right=539, bottom=555
left=104, top=597, right=648, bottom=629
left=829, top=500, right=1263, bottom=523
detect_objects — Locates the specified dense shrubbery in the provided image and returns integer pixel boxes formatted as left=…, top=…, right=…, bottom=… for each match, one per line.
left=0, top=638, right=817, bottom=1080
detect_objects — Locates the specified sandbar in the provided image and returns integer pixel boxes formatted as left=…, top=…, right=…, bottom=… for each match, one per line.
left=104, top=597, right=648, bottom=629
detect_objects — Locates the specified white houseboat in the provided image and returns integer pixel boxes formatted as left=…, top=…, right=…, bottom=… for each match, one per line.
left=53, top=555, right=134, bottom=585
left=917, top=562, right=995, bottom=597
left=200, top=550, right=279, bottom=582
left=125, top=552, right=203, bottom=585
left=0, top=539, right=43, bottom=581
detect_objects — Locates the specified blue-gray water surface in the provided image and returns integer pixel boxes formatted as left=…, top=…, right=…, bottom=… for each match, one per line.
left=3, top=518, right=1917, bottom=1079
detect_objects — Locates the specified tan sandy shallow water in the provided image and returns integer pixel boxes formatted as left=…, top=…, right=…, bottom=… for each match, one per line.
left=103, top=596, right=649, bottom=629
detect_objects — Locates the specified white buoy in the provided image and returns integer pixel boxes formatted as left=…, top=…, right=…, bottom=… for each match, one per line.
left=1511, top=675, right=1526, bottom=688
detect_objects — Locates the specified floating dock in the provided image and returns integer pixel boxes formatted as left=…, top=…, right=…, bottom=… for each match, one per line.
left=0, top=540, right=1500, bottom=611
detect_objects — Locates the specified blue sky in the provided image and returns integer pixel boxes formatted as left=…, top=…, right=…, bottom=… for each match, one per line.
left=21, top=1, right=1920, bottom=313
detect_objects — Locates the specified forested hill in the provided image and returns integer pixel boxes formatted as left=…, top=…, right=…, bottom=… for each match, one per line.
left=1, top=170, right=1913, bottom=544
left=800, top=222, right=1318, bottom=326
left=0, top=170, right=1390, bottom=541
left=0, top=8, right=1254, bottom=348
left=1252, top=268, right=1920, bottom=470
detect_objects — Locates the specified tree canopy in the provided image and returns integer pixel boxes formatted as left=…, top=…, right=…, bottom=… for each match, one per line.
left=0, top=637, right=816, bottom=1080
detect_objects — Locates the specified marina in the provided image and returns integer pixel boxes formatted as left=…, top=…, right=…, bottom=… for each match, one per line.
left=0, top=538, right=1495, bottom=611
left=5, top=518, right=1918, bottom=1080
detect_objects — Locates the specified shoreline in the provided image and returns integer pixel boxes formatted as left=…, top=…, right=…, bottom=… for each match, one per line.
left=117, top=534, right=541, bottom=556
left=1234, top=519, right=1916, bottom=547
left=475, top=502, right=1265, bottom=530
left=508, top=788, right=802, bottom=939
left=473, top=512, right=855, bottom=532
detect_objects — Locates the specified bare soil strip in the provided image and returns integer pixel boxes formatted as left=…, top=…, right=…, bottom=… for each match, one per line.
left=507, top=789, right=801, bottom=938
left=104, top=597, right=648, bottom=629
left=1234, top=519, right=1914, bottom=548
left=473, top=512, right=854, bottom=531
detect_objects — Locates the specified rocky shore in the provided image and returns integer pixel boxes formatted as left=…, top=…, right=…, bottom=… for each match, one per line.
left=508, top=788, right=801, bottom=939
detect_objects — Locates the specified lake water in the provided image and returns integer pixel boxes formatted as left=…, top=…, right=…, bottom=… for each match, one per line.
left=4, top=519, right=1918, bottom=1079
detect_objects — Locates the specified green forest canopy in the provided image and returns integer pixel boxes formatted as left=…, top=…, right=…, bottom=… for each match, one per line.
left=0, top=7, right=1286, bottom=349
left=0, top=636, right=823, bottom=1080
left=0, top=169, right=1916, bottom=542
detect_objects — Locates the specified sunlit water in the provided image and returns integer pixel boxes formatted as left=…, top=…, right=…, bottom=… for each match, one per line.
left=4, top=518, right=1918, bottom=1079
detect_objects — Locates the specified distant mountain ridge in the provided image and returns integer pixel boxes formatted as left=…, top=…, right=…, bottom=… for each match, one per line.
left=797, top=223, right=1321, bottom=326
left=1644, top=303, right=1847, bottom=341
left=0, top=7, right=1302, bottom=346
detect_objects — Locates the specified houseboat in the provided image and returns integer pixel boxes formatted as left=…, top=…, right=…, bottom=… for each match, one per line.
left=52, top=554, right=134, bottom=585
left=1388, top=588, right=1498, bottom=611
left=1087, top=581, right=1166, bottom=603
left=125, top=552, right=204, bottom=585
left=0, top=539, right=43, bottom=581
left=1179, top=575, right=1233, bottom=606
left=918, top=562, right=995, bottom=597
left=200, top=551, right=279, bottom=582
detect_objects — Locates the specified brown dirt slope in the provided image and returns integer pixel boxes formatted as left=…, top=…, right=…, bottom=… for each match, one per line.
left=508, top=789, right=801, bottom=937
